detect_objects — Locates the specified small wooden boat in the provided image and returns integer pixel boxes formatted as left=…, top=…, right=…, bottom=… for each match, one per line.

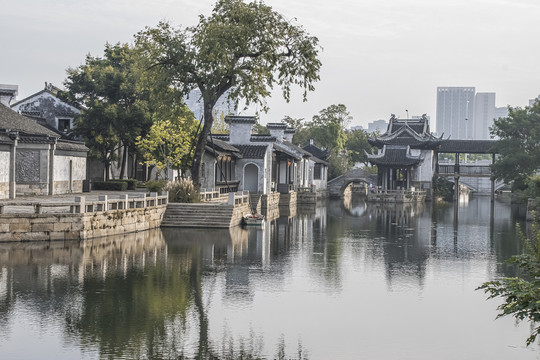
left=243, top=213, right=265, bottom=226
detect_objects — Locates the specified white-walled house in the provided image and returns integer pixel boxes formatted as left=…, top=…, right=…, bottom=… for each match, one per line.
left=11, top=82, right=80, bottom=134
left=0, top=103, right=88, bottom=199
left=201, top=116, right=329, bottom=207
left=303, top=140, right=330, bottom=196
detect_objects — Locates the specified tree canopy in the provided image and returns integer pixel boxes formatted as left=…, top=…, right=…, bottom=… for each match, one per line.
left=490, top=101, right=540, bottom=183
left=64, top=43, right=152, bottom=180
left=345, top=128, right=373, bottom=166
left=308, top=104, right=351, bottom=153
left=478, top=218, right=540, bottom=346
left=135, top=0, right=322, bottom=188
left=136, top=104, right=198, bottom=179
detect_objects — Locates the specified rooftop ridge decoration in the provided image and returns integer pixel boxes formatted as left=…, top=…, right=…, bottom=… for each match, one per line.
left=266, top=122, right=288, bottom=129
left=225, top=115, right=256, bottom=124
left=369, top=114, right=442, bottom=149
left=250, top=134, right=277, bottom=142
left=284, top=127, right=296, bottom=134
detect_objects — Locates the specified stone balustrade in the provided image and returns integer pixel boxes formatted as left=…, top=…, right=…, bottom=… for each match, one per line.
left=0, top=192, right=169, bottom=242
left=0, top=192, right=168, bottom=215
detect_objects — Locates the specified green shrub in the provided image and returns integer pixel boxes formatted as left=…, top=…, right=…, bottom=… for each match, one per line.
left=114, top=178, right=138, bottom=190
left=145, top=179, right=168, bottom=193
left=432, top=175, right=453, bottom=201
left=165, top=178, right=200, bottom=203
left=93, top=181, right=128, bottom=191
left=525, top=176, right=540, bottom=199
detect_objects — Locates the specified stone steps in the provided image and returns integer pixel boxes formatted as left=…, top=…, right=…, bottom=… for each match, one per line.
left=161, top=203, right=237, bottom=228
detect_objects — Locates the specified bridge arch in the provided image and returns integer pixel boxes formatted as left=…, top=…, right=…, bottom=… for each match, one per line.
left=328, top=168, right=378, bottom=198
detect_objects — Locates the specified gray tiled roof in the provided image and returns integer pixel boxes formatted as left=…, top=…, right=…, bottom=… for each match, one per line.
left=303, top=143, right=331, bottom=160
left=0, top=103, right=59, bottom=137
left=234, top=144, right=268, bottom=159
left=225, top=116, right=256, bottom=124
left=207, top=137, right=241, bottom=153
left=273, top=142, right=302, bottom=160
left=250, top=134, right=276, bottom=142
left=266, top=122, right=287, bottom=129
left=205, top=138, right=242, bottom=158
left=368, top=146, right=423, bottom=167
left=438, top=140, right=497, bottom=154
left=0, top=133, right=12, bottom=144
left=57, top=140, right=89, bottom=152
left=212, top=134, right=230, bottom=141
left=282, top=140, right=312, bottom=158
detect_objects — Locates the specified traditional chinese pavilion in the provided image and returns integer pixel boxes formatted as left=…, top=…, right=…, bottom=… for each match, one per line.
left=367, top=115, right=442, bottom=201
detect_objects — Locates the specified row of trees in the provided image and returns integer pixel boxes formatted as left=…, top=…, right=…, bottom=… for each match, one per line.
left=281, top=104, right=374, bottom=179
left=60, top=43, right=199, bottom=180
left=62, top=0, right=322, bottom=185
left=478, top=99, right=540, bottom=346
left=490, top=100, right=540, bottom=200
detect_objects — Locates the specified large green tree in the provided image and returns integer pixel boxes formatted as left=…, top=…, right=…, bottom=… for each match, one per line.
left=305, top=104, right=352, bottom=179
left=135, top=0, right=321, bottom=188
left=282, top=115, right=310, bottom=146
left=490, top=101, right=540, bottom=183
left=478, top=218, right=540, bottom=346
left=65, top=43, right=152, bottom=180
left=308, top=104, right=351, bottom=153
left=345, top=128, right=373, bottom=166
left=136, top=105, right=198, bottom=179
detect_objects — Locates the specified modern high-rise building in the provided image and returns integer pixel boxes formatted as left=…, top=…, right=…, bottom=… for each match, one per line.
left=436, top=87, right=475, bottom=139
left=473, top=92, right=496, bottom=140
left=183, top=88, right=237, bottom=123
left=529, top=95, right=540, bottom=107
left=367, top=119, right=387, bottom=134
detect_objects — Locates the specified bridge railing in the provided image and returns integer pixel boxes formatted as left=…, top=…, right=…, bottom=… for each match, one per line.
left=438, top=164, right=492, bottom=176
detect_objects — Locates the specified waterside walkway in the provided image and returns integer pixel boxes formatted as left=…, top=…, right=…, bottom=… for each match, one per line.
left=0, top=191, right=168, bottom=242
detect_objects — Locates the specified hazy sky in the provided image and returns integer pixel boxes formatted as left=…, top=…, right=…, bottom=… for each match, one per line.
left=2, top=0, right=539, bottom=128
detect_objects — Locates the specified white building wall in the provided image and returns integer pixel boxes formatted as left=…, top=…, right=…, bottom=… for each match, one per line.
left=228, top=123, right=253, bottom=144
left=53, top=155, right=86, bottom=193
left=238, top=159, right=264, bottom=192
left=0, top=151, right=9, bottom=182
left=0, top=151, right=9, bottom=199
left=201, top=153, right=216, bottom=191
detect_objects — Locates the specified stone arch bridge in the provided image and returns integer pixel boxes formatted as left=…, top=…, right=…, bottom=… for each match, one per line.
left=328, top=168, right=378, bottom=198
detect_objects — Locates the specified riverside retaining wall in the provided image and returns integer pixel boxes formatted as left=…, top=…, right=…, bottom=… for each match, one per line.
left=0, top=193, right=168, bottom=242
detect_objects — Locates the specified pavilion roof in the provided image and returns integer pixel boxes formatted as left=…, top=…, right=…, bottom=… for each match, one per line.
left=367, top=145, right=423, bottom=167
left=438, top=139, right=497, bottom=154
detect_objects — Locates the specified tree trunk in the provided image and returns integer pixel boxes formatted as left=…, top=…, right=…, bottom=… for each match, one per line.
left=119, top=144, right=128, bottom=179
left=131, top=152, right=137, bottom=179
left=191, top=101, right=215, bottom=189
left=105, top=161, right=110, bottom=181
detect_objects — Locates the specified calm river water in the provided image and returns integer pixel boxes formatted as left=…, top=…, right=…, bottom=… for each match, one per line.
left=0, top=196, right=538, bottom=359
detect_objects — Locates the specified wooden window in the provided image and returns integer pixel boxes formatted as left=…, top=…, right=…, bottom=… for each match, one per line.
left=314, top=163, right=322, bottom=180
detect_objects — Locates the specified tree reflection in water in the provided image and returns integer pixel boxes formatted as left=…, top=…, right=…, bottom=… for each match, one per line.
left=0, top=197, right=530, bottom=359
left=0, top=217, right=314, bottom=359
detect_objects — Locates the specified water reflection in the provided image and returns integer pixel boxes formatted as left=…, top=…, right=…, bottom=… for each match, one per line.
left=0, top=197, right=536, bottom=359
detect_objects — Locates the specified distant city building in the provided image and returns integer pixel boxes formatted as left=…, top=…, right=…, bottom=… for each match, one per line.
left=183, top=89, right=237, bottom=123
left=366, top=119, right=388, bottom=134
left=493, top=106, right=508, bottom=120
left=529, top=95, right=540, bottom=107
left=473, top=92, right=496, bottom=140
left=436, top=87, right=475, bottom=139
left=350, top=125, right=364, bottom=131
